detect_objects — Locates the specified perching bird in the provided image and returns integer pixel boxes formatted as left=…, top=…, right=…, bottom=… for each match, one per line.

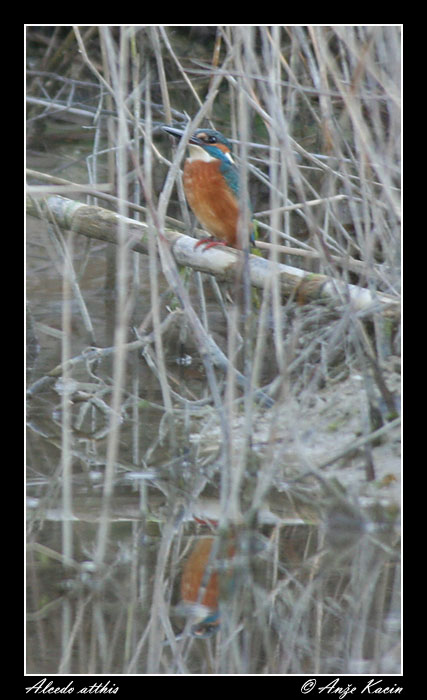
left=162, top=125, right=255, bottom=251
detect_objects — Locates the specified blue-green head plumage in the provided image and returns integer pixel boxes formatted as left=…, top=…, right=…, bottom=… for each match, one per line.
left=188, top=128, right=233, bottom=157
left=188, top=129, right=241, bottom=198
left=162, top=126, right=236, bottom=182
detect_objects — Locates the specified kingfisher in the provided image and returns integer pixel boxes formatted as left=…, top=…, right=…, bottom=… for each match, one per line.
left=162, top=125, right=255, bottom=251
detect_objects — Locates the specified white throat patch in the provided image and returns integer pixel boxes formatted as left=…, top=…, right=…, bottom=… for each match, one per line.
left=187, top=143, right=234, bottom=164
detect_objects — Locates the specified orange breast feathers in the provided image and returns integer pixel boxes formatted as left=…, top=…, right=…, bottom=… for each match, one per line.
left=180, top=538, right=220, bottom=611
left=180, top=537, right=236, bottom=611
left=183, top=160, right=240, bottom=248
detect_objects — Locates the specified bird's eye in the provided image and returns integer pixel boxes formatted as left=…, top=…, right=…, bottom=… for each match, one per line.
left=191, top=622, right=219, bottom=638
left=206, top=135, right=217, bottom=143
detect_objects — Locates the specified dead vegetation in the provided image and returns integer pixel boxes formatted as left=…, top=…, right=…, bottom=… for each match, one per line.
left=26, top=26, right=401, bottom=674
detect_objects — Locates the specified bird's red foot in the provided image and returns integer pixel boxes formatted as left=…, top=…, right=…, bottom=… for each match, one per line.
left=194, top=238, right=228, bottom=251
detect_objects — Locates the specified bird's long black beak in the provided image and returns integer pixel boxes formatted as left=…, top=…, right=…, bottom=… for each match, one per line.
left=162, top=125, right=204, bottom=147
left=161, top=125, right=186, bottom=140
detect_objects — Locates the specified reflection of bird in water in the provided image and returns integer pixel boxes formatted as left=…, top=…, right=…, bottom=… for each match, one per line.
left=180, top=537, right=234, bottom=638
